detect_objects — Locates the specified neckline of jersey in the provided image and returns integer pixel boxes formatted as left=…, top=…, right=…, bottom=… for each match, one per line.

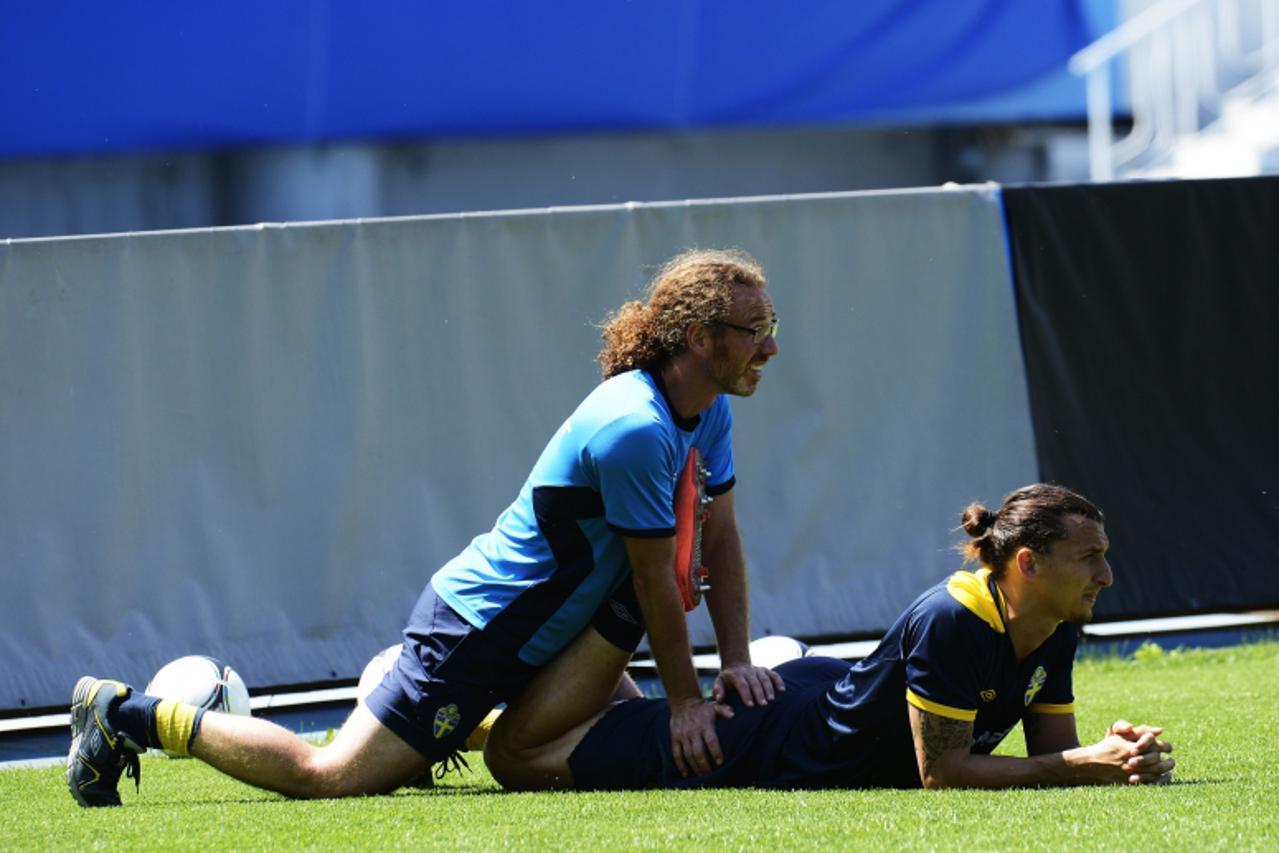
left=644, top=368, right=702, bottom=432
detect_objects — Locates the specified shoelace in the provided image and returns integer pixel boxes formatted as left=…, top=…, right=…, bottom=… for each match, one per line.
left=124, top=751, right=141, bottom=793
left=433, top=751, right=470, bottom=781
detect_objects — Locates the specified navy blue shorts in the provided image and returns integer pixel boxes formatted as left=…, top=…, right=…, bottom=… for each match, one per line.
left=567, top=656, right=858, bottom=790
left=365, top=579, right=645, bottom=762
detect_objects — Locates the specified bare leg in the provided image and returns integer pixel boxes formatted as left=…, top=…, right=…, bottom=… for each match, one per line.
left=613, top=670, right=643, bottom=701
left=484, top=627, right=633, bottom=789
left=189, top=703, right=429, bottom=798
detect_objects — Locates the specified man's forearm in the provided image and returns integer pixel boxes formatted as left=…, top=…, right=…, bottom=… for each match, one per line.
left=912, top=706, right=1158, bottom=789
left=703, top=532, right=750, bottom=667
left=632, top=564, right=703, bottom=703
left=925, top=750, right=1093, bottom=790
left=697, top=489, right=752, bottom=667
left=928, top=741, right=1169, bottom=789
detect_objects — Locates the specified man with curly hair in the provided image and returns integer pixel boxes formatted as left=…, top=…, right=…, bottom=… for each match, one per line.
left=68, top=249, right=783, bottom=806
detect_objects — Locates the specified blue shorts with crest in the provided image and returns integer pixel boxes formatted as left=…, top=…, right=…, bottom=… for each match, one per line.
left=365, top=579, right=644, bottom=761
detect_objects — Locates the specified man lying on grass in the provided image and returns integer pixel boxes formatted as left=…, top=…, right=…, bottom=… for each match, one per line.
left=484, top=484, right=1176, bottom=790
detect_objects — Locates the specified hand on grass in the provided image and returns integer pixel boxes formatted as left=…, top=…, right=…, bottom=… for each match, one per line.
left=669, top=697, right=732, bottom=777
left=1101, top=719, right=1175, bottom=784
left=1108, top=719, right=1164, bottom=742
left=712, top=664, right=786, bottom=707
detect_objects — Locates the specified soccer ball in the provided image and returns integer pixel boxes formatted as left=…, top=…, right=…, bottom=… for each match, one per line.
left=356, top=643, right=403, bottom=705
left=146, top=655, right=252, bottom=717
left=748, top=635, right=812, bottom=669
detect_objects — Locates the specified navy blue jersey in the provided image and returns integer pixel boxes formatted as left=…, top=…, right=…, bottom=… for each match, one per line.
left=810, top=567, right=1078, bottom=787
left=569, top=568, right=1078, bottom=790
left=430, top=369, right=734, bottom=666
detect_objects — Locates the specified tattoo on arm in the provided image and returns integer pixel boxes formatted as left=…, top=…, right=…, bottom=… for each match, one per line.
left=919, top=710, right=973, bottom=779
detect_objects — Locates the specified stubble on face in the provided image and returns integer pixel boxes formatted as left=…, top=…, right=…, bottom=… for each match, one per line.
left=1045, top=517, right=1112, bottom=625
left=708, top=338, right=764, bottom=396
left=707, top=288, right=775, bottom=397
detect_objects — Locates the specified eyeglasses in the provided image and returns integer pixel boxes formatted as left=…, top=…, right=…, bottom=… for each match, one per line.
left=714, top=318, right=778, bottom=345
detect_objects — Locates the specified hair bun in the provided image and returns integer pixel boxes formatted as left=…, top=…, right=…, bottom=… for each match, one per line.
left=960, top=502, right=997, bottom=536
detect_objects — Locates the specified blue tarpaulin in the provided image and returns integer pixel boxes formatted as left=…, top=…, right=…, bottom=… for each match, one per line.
left=4, top=1, right=1102, bottom=158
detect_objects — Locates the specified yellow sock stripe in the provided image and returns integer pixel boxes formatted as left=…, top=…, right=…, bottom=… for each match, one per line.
left=154, top=699, right=199, bottom=756
left=463, top=708, right=503, bottom=751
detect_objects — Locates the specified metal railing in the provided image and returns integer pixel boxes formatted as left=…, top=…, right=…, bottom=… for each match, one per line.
left=1070, top=0, right=1279, bottom=180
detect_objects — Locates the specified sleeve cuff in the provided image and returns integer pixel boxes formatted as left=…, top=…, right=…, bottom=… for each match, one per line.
left=905, top=688, right=977, bottom=722
left=609, top=524, right=676, bottom=539
left=706, top=476, right=735, bottom=497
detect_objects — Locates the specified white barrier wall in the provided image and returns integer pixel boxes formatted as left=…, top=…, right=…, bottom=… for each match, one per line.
left=0, top=187, right=1037, bottom=710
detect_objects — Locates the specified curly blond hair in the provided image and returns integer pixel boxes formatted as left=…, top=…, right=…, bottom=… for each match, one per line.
left=598, top=249, right=767, bottom=378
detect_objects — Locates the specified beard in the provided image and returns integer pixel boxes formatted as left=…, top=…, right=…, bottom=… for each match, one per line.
left=1069, top=603, right=1099, bottom=626
left=707, top=342, right=759, bottom=397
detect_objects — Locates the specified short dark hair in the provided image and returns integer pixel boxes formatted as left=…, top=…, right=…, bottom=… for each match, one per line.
left=958, top=483, right=1103, bottom=577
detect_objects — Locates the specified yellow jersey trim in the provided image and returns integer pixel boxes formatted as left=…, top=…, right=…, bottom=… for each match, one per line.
left=906, top=688, right=977, bottom=722
left=1027, top=702, right=1075, bottom=716
left=946, top=567, right=1007, bottom=634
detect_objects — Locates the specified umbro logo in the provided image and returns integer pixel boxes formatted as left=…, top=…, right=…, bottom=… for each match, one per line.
left=609, top=598, right=638, bottom=624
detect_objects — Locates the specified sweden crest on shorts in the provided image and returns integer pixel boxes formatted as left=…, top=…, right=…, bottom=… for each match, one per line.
left=433, top=703, right=462, bottom=739
left=1024, top=666, right=1047, bottom=705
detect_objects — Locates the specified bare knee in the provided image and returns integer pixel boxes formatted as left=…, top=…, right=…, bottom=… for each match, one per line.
left=483, top=710, right=588, bottom=791
left=189, top=703, right=424, bottom=799
left=290, top=749, right=362, bottom=799
left=483, top=717, right=533, bottom=789
left=193, top=742, right=339, bottom=800
left=292, top=721, right=428, bottom=798
left=612, top=672, right=643, bottom=701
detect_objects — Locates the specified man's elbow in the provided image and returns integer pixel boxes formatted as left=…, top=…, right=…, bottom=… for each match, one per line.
left=916, top=759, right=970, bottom=790
left=919, top=771, right=961, bottom=790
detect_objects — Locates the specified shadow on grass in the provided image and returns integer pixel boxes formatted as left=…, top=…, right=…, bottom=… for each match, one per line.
left=116, top=775, right=1222, bottom=809
left=120, top=783, right=503, bottom=808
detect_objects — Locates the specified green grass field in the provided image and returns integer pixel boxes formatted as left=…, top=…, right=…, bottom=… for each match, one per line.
left=3, top=641, right=1278, bottom=851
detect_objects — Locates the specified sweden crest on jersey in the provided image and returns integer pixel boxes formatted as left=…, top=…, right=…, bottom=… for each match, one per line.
left=433, top=703, right=462, bottom=739
left=1024, top=666, right=1047, bottom=705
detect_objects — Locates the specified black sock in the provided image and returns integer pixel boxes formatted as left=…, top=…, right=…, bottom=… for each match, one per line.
left=110, top=689, right=163, bottom=750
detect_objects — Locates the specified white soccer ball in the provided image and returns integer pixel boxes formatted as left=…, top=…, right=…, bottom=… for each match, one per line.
left=146, top=655, right=252, bottom=717
left=748, top=635, right=812, bottom=669
left=356, top=643, right=403, bottom=706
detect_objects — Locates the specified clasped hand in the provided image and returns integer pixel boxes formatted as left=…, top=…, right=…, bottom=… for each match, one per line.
left=1104, top=719, right=1175, bottom=785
